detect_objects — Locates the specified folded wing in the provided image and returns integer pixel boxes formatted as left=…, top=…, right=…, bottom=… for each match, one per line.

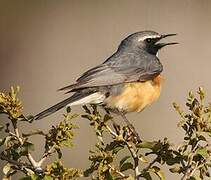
left=59, top=51, right=163, bottom=92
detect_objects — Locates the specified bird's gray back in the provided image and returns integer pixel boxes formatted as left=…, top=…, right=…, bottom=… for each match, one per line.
left=72, top=48, right=163, bottom=90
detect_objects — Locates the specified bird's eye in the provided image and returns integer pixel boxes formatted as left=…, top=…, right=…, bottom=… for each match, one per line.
left=146, top=38, right=152, bottom=43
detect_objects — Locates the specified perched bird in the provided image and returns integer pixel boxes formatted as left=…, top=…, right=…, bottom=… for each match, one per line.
left=34, top=31, right=177, bottom=124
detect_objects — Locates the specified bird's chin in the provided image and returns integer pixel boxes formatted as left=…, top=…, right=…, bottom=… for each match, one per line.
left=147, top=46, right=160, bottom=55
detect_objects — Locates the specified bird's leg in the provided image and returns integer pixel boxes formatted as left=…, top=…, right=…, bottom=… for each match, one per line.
left=120, top=113, right=142, bottom=143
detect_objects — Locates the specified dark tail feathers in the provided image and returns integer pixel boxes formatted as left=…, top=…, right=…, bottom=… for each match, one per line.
left=34, top=91, right=93, bottom=120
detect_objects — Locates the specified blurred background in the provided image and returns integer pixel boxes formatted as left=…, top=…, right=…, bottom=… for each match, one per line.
left=0, top=0, right=211, bottom=179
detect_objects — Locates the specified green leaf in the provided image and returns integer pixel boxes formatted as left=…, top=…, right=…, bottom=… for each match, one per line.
left=196, top=148, right=208, bottom=158
left=189, top=175, right=201, bottom=180
left=103, top=114, right=112, bottom=122
left=142, top=172, right=152, bottom=180
left=198, top=135, right=206, bottom=142
left=84, top=166, right=95, bottom=177
left=105, top=141, right=124, bottom=154
left=166, top=154, right=181, bottom=166
left=3, top=163, right=11, bottom=175
left=113, top=145, right=124, bottom=154
left=23, top=142, right=35, bottom=152
left=55, top=147, right=62, bottom=159
left=24, top=115, right=34, bottom=122
left=105, top=169, right=114, bottom=180
left=169, top=165, right=182, bottom=173
left=120, top=156, right=131, bottom=167
left=66, top=106, right=71, bottom=113
left=198, top=87, right=205, bottom=101
left=139, top=154, right=148, bottom=163
left=43, top=175, right=53, bottom=180
left=81, top=114, right=93, bottom=121
left=4, top=136, right=12, bottom=147
left=82, top=105, right=91, bottom=114
left=61, top=139, right=73, bottom=147
left=136, top=141, right=157, bottom=149
left=2, top=177, right=10, bottom=180
left=126, top=175, right=135, bottom=180
left=0, top=125, right=4, bottom=131
left=0, top=138, right=3, bottom=146
left=30, top=174, right=41, bottom=180
left=19, top=176, right=33, bottom=180
left=23, top=167, right=34, bottom=176
left=120, top=162, right=133, bottom=172
left=149, top=166, right=165, bottom=180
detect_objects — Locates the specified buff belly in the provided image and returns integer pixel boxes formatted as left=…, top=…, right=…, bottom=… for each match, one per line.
left=105, top=76, right=162, bottom=112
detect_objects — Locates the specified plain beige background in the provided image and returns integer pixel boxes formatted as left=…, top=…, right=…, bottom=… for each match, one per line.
left=1, top=0, right=211, bottom=179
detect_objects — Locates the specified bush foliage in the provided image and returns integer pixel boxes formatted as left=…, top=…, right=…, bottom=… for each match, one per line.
left=0, top=86, right=211, bottom=180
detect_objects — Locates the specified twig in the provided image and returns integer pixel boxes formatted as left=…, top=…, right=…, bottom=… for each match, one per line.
left=108, top=164, right=128, bottom=178
left=0, top=154, right=31, bottom=169
left=120, top=113, right=142, bottom=143
left=105, top=118, right=141, bottom=179
left=12, top=120, right=58, bottom=168
left=181, top=141, right=200, bottom=180
left=125, top=142, right=140, bottom=180
left=105, top=124, right=118, bottom=137
left=0, top=154, right=33, bottom=175
left=11, top=120, right=38, bottom=168
left=9, top=132, right=17, bottom=137
left=181, top=163, right=197, bottom=180
left=142, top=157, right=158, bottom=173
left=22, top=130, right=46, bottom=137
left=37, top=145, right=56, bottom=167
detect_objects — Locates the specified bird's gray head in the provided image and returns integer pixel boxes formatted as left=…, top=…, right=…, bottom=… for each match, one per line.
left=119, top=31, right=177, bottom=55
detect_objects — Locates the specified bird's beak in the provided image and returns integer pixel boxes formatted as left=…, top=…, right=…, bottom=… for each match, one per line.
left=155, top=33, right=178, bottom=49
left=161, top=33, right=177, bottom=39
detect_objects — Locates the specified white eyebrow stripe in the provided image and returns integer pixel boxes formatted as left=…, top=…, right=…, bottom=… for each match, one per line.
left=138, top=35, right=161, bottom=42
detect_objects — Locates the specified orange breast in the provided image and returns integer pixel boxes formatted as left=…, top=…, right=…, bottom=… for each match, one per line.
left=105, top=75, right=163, bottom=112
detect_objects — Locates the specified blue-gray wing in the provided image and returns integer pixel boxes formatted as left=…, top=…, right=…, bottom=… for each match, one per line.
left=59, top=51, right=163, bottom=91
